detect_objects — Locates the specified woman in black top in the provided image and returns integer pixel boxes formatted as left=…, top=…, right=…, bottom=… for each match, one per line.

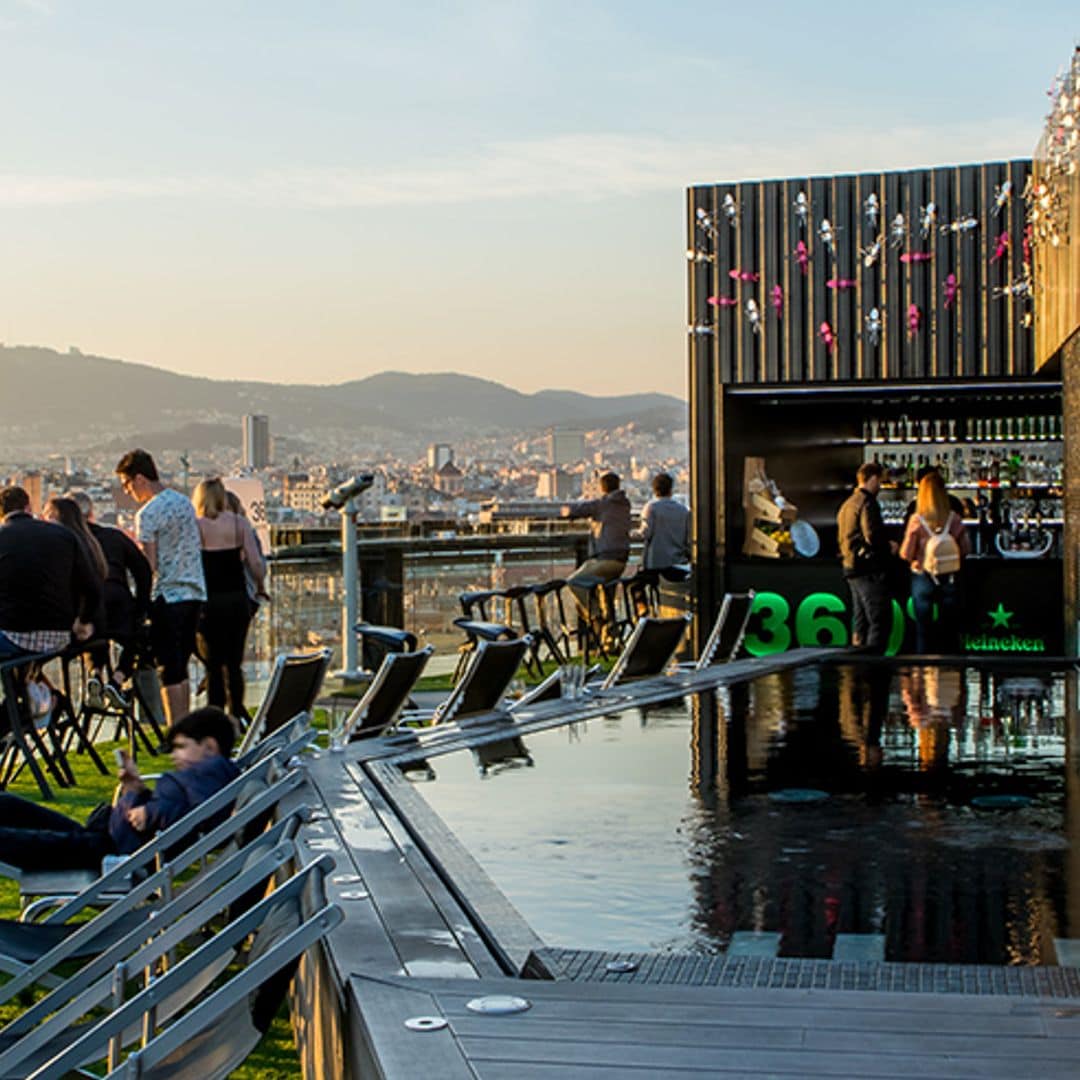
left=192, top=479, right=267, bottom=722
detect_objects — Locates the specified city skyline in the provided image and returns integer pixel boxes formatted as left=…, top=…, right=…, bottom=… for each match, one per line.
left=0, top=1, right=1071, bottom=397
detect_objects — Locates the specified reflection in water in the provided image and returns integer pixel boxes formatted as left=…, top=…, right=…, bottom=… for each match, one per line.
left=473, top=734, right=534, bottom=777
left=412, top=663, right=1075, bottom=964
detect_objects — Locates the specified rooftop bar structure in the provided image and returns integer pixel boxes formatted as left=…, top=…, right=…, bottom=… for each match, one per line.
left=287, top=49, right=1080, bottom=1080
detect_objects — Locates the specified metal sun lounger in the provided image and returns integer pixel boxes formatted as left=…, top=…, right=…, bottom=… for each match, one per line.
left=0, top=815, right=305, bottom=1070
left=429, top=636, right=531, bottom=727
left=684, top=590, right=756, bottom=669
left=236, top=648, right=332, bottom=758
left=23, top=857, right=341, bottom=1080
left=600, top=615, right=692, bottom=691
left=0, top=767, right=307, bottom=1002
left=341, top=646, right=434, bottom=741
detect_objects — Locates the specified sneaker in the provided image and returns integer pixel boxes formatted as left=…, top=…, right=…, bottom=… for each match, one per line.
left=104, top=682, right=129, bottom=709
left=86, top=674, right=104, bottom=709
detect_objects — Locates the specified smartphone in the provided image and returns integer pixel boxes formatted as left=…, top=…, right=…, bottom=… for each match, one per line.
left=114, top=748, right=127, bottom=769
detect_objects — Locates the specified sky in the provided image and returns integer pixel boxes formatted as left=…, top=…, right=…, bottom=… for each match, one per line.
left=0, top=2, right=1073, bottom=398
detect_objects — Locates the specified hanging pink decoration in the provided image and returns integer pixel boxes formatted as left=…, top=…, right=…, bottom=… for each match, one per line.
left=825, top=278, right=856, bottom=289
left=944, top=273, right=959, bottom=309
left=706, top=295, right=738, bottom=307
left=900, top=252, right=932, bottom=264
left=907, top=304, right=922, bottom=337
left=793, top=241, right=809, bottom=275
left=818, top=321, right=837, bottom=352
left=770, top=285, right=784, bottom=318
left=1022, top=225, right=1032, bottom=265
left=991, top=231, right=1010, bottom=263
left=728, top=268, right=760, bottom=282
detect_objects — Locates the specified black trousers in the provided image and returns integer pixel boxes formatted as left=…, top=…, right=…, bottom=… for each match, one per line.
left=0, top=793, right=113, bottom=871
left=197, top=590, right=252, bottom=720
left=846, top=573, right=890, bottom=653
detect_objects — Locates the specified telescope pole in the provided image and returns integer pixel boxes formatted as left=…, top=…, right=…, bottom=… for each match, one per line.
left=342, top=497, right=359, bottom=677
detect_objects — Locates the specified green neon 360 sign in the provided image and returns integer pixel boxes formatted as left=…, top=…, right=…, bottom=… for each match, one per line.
left=744, top=591, right=906, bottom=656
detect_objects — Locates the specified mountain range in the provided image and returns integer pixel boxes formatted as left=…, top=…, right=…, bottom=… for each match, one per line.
left=0, top=345, right=686, bottom=456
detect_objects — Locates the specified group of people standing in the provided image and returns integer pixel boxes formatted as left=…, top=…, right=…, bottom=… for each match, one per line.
left=0, top=448, right=267, bottom=728
left=838, top=461, right=970, bottom=654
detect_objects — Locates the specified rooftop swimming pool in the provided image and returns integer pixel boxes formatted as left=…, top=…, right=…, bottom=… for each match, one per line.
left=401, top=662, right=1078, bottom=965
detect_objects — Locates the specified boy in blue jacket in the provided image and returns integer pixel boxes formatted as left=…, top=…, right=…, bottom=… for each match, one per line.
left=0, top=707, right=240, bottom=871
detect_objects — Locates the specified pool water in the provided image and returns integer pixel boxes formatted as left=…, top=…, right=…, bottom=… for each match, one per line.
left=407, top=662, right=1078, bottom=965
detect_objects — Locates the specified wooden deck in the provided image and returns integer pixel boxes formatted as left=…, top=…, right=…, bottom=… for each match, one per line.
left=349, top=974, right=1080, bottom=1078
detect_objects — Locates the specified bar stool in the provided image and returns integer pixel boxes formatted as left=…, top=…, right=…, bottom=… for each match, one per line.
left=624, top=570, right=661, bottom=620
left=531, top=579, right=573, bottom=665
left=566, top=574, right=618, bottom=665
left=458, top=590, right=504, bottom=622
left=501, top=586, right=542, bottom=677
left=354, top=622, right=418, bottom=672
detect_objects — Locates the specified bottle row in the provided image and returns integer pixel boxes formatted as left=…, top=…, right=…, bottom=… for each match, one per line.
left=877, top=493, right=1064, bottom=526
left=863, top=414, right=1062, bottom=444
left=868, top=446, right=1064, bottom=488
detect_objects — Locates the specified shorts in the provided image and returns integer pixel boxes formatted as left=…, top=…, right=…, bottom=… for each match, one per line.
left=150, top=599, right=202, bottom=686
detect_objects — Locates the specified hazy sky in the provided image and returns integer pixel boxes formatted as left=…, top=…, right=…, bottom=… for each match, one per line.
left=0, top=2, right=1071, bottom=397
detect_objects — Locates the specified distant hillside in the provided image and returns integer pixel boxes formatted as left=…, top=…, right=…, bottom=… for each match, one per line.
left=0, top=346, right=685, bottom=452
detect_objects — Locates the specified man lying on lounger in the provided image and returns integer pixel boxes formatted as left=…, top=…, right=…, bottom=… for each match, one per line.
left=0, top=706, right=240, bottom=872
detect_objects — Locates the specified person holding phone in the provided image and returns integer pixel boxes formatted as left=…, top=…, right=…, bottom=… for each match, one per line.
left=0, top=707, right=239, bottom=871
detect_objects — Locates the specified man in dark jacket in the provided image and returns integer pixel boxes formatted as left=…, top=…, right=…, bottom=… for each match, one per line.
left=69, top=490, right=152, bottom=703
left=0, top=707, right=240, bottom=870
left=836, top=462, right=896, bottom=652
left=0, top=485, right=101, bottom=659
left=562, top=472, right=632, bottom=644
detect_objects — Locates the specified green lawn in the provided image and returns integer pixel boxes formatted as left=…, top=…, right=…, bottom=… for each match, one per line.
left=0, top=738, right=301, bottom=1079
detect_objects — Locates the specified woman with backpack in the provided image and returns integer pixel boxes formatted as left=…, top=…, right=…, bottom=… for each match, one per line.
left=900, top=471, right=971, bottom=653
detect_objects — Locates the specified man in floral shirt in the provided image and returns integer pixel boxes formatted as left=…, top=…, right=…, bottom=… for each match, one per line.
left=115, top=450, right=206, bottom=725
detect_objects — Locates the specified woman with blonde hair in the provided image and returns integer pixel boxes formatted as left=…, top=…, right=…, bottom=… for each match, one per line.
left=899, top=470, right=970, bottom=653
left=192, top=478, right=266, bottom=721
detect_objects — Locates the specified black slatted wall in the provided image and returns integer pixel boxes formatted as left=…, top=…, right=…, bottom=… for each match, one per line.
left=688, top=160, right=1033, bottom=386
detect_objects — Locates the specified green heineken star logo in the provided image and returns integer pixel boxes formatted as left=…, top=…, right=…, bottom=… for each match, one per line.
left=988, top=603, right=1013, bottom=629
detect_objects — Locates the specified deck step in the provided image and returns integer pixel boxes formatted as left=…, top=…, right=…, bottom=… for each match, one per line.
left=1053, top=938, right=1080, bottom=967
left=727, top=931, right=781, bottom=958
left=833, top=934, right=885, bottom=962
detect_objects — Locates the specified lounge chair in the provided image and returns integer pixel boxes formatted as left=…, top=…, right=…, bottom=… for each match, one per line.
left=401, top=637, right=530, bottom=732
left=0, top=812, right=303, bottom=1040
left=8, top=857, right=340, bottom=1080
left=341, top=646, right=434, bottom=741
left=689, top=590, right=756, bottom=668
left=600, top=615, right=692, bottom=691
left=236, top=648, right=332, bottom=758
left=0, top=764, right=306, bottom=1000
left=507, top=667, right=563, bottom=711
left=434, top=636, right=530, bottom=726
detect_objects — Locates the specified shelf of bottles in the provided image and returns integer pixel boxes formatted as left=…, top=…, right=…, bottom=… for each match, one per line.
left=861, top=412, right=1064, bottom=556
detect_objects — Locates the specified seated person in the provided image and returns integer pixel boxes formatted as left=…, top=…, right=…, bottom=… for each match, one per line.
left=0, top=707, right=240, bottom=872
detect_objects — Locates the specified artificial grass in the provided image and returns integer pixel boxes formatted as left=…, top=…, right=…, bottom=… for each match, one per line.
left=0, top=738, right=302, bottom=1079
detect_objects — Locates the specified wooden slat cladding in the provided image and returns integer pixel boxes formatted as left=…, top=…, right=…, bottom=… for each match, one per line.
left=1033, top=141, right=1080, bottom=367
left=689, top=161, right=1035, bottom=386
